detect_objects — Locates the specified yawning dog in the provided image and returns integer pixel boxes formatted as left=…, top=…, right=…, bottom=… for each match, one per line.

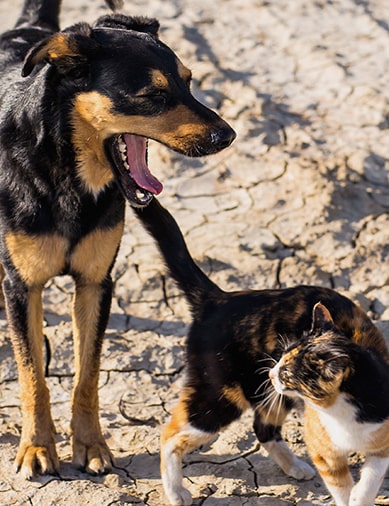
left=0, top=0, right=235, bottom=478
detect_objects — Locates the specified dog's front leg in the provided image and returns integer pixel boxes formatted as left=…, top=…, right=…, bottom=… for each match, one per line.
left=69, top=223, right=123, bottom=475
left=3, top=277, right=59, bottom=479
left=70, top=276, right=114, bottom=474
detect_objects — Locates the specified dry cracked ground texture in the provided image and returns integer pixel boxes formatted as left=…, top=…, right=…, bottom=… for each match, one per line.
left=0, top=0, right=389, bottom=505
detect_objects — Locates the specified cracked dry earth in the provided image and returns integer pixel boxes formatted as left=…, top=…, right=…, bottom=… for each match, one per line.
left=0, top=0, right=389, bottom=505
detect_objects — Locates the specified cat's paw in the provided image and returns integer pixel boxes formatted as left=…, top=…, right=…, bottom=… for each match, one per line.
left=165, top=486, right=193, bottom=506
left=287, top=458, right=316, bottom=481
left=349, top=485, right=375, bottom=506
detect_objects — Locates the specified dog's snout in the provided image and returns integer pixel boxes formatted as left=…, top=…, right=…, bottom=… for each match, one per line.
left=210, top=125, right=236, bottom=150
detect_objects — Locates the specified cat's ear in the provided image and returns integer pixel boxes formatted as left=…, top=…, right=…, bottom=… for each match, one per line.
left=310, top=302, right=335, bottom=334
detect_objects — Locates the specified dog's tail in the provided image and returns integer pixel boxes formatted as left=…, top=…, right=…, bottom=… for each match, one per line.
left=15, top=0, right=123, bottom=32
left=134, top=198, right=224, bottom=315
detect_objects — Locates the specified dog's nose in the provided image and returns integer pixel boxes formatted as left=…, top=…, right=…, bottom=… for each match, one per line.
left=211, top=125, right=236, bottom=150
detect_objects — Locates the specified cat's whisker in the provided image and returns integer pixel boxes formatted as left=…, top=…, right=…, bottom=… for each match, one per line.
left=277, top=333, right=290, bottom=351
left=255, top=366, right=272, bottom=377
left=261, top=385, right=282, bottom=412
left=253, top=377, right=273, bottom=397
left=254, top=356, right=277, bottom=375
left=261, top=388, right=284, bottom=424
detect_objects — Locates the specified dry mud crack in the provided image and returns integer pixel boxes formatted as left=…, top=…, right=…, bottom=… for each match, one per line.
left=0, top=0, right=389, bottom=505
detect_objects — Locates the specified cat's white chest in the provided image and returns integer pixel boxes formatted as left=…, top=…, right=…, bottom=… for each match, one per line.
left=314, top=395, right=380, bottom=452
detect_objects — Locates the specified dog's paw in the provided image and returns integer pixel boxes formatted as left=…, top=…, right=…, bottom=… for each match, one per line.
left=72, top=440, right=113, bottom=475
left=287, top=457, right=316, bottom=481
left=165, top=486, right=193, bottom=506
left=15, top=443, right=59, bottom=479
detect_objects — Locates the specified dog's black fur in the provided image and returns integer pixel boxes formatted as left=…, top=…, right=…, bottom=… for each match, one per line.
left=0, top=0, right=235, bottom=479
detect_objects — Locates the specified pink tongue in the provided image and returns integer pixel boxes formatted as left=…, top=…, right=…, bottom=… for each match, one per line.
left=123, top=134, right=163, bottom=195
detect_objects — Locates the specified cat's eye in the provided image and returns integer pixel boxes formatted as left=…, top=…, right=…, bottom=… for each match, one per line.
left=280, top=369, right=292, bottom=382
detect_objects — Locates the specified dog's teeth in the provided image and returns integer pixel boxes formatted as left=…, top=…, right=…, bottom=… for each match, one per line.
left=136, top=189, right=145, bottom=200
left=118, top=138, right=127, bottom=153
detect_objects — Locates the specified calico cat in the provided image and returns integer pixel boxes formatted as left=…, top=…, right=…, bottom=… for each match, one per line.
left=134, top=198, right=389, bottom=506
left=270, top=302, right=389, bottom=506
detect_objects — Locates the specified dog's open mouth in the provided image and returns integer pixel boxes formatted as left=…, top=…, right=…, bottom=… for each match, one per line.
left=105, top=134, right=163, bottom=207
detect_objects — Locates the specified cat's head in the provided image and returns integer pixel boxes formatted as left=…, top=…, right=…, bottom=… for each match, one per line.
left=269, top=302, right=352, bottom=406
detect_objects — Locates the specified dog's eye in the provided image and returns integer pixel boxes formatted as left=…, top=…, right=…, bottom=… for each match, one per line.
left=136, top=90, right=167, bottom=102
left=150, top=92, right=167, bottom=104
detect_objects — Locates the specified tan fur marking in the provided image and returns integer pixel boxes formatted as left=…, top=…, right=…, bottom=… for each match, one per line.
left=12, top=287, right=45, bottom=395
left=70, top=223, right=124, bottom=283
left=149, top=69, right=169, bottom=89
left=71, top=92, right=215, bottom=193
left=160, top=390, right=213, bottom=475
left=71, top=94, right=116, bottom=194
left=304, top=405, right=351, bottom=488
left=69, top=225, right=122, bottom=472
left=222, top=385, right=250, bottom=411
left=9, top=286, right=58, bottom=474
left=161, top=390, right=192, bottom=445
left=5, top=232, right=68, bottom=285
left=71, top=285, right=108, bottom=416
left=160, top=393, right=190, bottom=474
left=30, top=33, right=79, bottom=70
left=70, top=281, right=113, bottom=471
left=176, top=60, right=192, bottom=83
left=47, top=34, right=79, bottom=60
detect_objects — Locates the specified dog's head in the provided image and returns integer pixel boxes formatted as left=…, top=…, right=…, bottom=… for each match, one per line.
left=22, top=15, right=236, bottom=206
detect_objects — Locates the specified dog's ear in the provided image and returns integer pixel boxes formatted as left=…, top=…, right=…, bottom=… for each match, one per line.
left=94, top=14, right=160, bottom=36
left=22, top=24, right=97, bottom=77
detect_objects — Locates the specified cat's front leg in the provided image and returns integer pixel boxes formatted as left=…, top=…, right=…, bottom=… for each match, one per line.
left=304, top=406, right=352, bottom=506
left=349, top=455, right=389, bottom=506
left=253, top=411, right=315, bottom=480
left=261, top=439, right=316, bottom=480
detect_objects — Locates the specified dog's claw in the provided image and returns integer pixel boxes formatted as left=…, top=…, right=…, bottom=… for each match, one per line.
left=72, top=441, right=114, bottom=475
left=15, top=443, right=60, bottom=479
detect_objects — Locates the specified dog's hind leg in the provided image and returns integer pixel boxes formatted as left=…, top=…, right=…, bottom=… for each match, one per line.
left=69, top=223, right=123, bottom=475
left=161, top=397, right=216, bottom=506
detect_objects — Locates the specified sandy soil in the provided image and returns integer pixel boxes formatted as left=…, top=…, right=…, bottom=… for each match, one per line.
left=0, top=0, right=388, bottom=504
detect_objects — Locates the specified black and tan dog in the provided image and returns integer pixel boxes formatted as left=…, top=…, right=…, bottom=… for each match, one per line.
left=0, top=0, right=235, bottom=479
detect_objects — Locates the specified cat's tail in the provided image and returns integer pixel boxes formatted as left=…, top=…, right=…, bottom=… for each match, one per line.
left=133, top=198, right=224, bottom=314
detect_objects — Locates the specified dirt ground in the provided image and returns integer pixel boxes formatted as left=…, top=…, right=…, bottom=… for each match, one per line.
left=0, top=0, right=389, bottom=504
